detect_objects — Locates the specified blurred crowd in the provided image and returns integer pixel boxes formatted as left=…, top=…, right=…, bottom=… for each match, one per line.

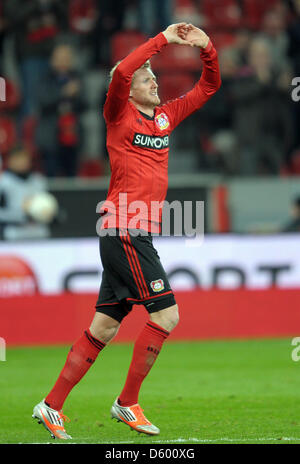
left=0, top=0, right=299, bottom=178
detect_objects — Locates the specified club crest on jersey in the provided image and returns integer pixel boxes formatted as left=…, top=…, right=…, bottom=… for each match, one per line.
left=150, top=279, right=164, bottom=292
left=155, top=113, right=169, bottom=131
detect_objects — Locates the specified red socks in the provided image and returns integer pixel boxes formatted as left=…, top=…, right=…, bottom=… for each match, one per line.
left=118, top=321, right=169, bottom=407
left=45, top=329, right=105, bottom=411
left=45, top=321, right=169, bottom=411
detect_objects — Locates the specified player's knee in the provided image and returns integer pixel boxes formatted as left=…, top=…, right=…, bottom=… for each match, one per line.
left=168, top=304, right=180, bottom=330
left=150, top=304, right=179, bottom=332
left=90, top=324, right=119, bottom=344
left=89, top=312, right=120, bottom=344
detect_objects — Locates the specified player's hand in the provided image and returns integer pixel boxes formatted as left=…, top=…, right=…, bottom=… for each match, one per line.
left=179, top=24, right=210, bottom=49
left=162, top=23, right=194, bottom=46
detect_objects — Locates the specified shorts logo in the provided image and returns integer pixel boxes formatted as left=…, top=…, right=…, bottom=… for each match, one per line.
left=155, top=113, right=169, bottom=130
left=150, top=279, right=164, bottom=292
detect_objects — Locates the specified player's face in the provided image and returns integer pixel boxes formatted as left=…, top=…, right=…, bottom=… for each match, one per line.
left=130, top=68, right=160, bottom=108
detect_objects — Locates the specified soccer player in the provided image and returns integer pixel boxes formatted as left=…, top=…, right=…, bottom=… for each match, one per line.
left=32, top=23, right=221, bottom=439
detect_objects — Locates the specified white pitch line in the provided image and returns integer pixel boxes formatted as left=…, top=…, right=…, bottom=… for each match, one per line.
left=103, top=436, right=300, bottom=444
left=23, top=436, right=300, bottom=445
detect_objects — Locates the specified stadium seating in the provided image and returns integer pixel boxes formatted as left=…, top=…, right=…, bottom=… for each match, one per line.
left=174, top=0, right=202, bottom=25
left=158, top=72, right=196, bottom=103
left=286, top=150, right=300, bottom=176
left=201, top=0, right=243, bottom=29
left=243, top=0, right=280, bottom=29
left=0, top=79, right=20, bottom=113
left=200, top=0, right=281, bottom=30
left=208, top=31, right=237, bottom=52
left=0, top=117, right=17, bottom=155
left=151, top=43, right=200, bottom=72
left=110, top=31, right=148, bottom=64
left=78, top=158, right=104, bottom=177
left=21, top=115, right=42, bottom=170
left=69, top=0, right=97, bottom=34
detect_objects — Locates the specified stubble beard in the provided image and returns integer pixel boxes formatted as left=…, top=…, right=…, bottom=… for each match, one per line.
left=131, top=92, right=160, bottom=111
left=146, top=93, right=160, bottom=108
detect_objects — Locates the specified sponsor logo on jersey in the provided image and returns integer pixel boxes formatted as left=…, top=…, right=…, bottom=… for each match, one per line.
left=133, top=133, right=169, bottom=150
left=155, top=112, right=170, bottom=130
left=150, top=279, right=165, bottom=292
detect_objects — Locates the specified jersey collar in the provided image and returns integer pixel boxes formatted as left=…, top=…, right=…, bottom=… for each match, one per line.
left=138, top=110, right=154, bottom=121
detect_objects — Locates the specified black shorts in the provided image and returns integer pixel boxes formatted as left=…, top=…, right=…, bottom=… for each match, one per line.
left=95, top=228, right=176, bottom=323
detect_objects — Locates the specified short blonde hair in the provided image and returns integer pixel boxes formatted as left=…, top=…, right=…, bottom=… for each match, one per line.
left=109, top=60, right=152, bottom=84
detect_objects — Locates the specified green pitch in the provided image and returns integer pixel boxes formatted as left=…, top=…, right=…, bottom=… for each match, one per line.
left=0, top=338, right=300, bottom=444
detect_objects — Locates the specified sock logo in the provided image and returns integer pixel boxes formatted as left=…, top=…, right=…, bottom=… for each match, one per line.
left=86, top=357, right=94, bottom=364
left=145, top=345, right=160, bottom=370
left=147, top=345, right=160, bottom=356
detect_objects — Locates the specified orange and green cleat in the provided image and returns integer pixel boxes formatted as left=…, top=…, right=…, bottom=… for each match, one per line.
left=111, top=398, right=160, bottom=435
left=32, top=399, right=72, bottom=440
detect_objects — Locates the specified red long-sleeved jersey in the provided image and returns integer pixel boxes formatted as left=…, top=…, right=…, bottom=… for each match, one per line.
left=100, top=32, right=221, bottom=232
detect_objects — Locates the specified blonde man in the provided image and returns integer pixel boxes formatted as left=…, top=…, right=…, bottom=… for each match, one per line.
left=33, top=23, right=221, bottom=440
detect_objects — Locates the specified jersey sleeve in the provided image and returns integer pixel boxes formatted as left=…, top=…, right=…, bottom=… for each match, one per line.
left=104, top=32, right=168, bottom=124
left=160, top=40, right=221, bottom=130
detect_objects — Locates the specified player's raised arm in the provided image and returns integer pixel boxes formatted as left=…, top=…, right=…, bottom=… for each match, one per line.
left=161, top=25, right=222, bottom=130
left=104, top=23, right=194, bottom=124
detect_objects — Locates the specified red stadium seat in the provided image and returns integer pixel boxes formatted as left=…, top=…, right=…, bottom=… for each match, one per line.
left=21, top=116, right=40, bottom=169
left=201, top=0, right=243, bottom=29
left=0, top=117, right=17, bottom=155
left=22, top=116, right=37, bottom=146
left=174, top=0, right=201, bottom=24
left=158, top=72, right=195, bottom=103
left=151, top=43, right=200, bottom=72
left=209, top=31, right=237, bottom=52
left=0, top=79, right=20, bottom=112
left=69, top=0, right=97, bottom=34
left=78, top=159, right=104, bottom=177
left=243, top=0, right=280, bottom=29
left=175, top=0, right=195, bottom=7
left=110, top=31, right=148, bottom=64
left=288, top=150, right=300, bottom=176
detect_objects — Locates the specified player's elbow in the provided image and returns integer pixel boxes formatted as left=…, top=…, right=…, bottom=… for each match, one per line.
left=112, top=65, right=124, bottom=81
left=109, top=62, right=128, bottom=85
left=113, top=63, right=128, bottom=81
left=202, top=82, right=221, bottom=100
left=200, top=76, right=222, bottom=99
left=216, top=75, right=222, bottom=91
left=210, top=76, right=222, bottom=94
